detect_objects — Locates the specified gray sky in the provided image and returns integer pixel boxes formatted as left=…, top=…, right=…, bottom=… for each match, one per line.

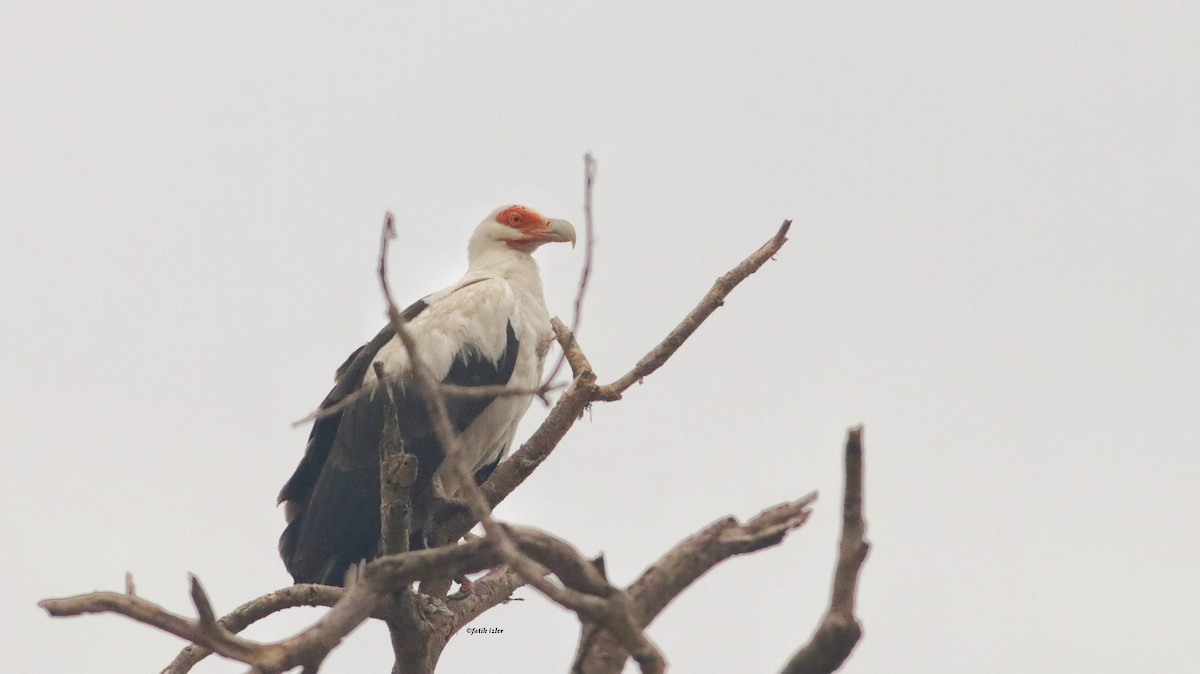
left=4, top=2, right=1198, bottom=672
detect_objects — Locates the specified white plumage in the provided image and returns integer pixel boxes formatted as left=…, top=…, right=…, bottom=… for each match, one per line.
left=278, top=205, right=575, bottom=585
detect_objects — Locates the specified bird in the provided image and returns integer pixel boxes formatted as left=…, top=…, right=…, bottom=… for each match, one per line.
left=277, top=205, right=576, bottom=586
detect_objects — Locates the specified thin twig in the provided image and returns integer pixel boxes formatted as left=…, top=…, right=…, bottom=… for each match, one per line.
left=541, top=152, right=597, bottom=389
left=292, top=358, right=565, bottom=428
left=553, top=317, right=595, bottom=379
left=440, top=380, right=566, bottom=406
left=595, top=219, right=792, bottom=401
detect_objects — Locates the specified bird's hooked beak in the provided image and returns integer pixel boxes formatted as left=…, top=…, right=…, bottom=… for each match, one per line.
left=541, top=219, right=577, bottom=248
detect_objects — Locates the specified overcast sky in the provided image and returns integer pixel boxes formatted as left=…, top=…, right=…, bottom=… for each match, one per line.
left=3, top=2, right=1199, bottom=673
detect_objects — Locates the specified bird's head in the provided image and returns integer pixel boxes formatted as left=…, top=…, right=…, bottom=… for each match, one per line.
left=470, top=205, right=576, bottom=256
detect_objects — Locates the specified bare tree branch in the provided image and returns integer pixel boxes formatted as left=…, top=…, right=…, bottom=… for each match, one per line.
left=446, top=567, right=530, bottom=633
left=40, top=583, right=256, bottom=665
left=510, top=526, right=612, bottom=597
left=43, top=580, right=340, bottom=674
left=384, top=588, right=442, bottom=674
left=243, top=541, right=504, bottom=673
left=595, top=219, right=793, bottom=401
left=293, top=372, right=565, bottom=428
left=629, top=494, right=818, bottom=623
left=373, top=360, right=438, bottom=674
left=377, top=362, right=418, bottom=559
left=553, top=316, right=596, bottom=379
left=438, top=380, right=565, bottom=405
left=572, top=493, right=819, bottom=674
left=46, top=538, right=514, bottom=673
left=780, top=426, right=869, bottom=674
left=161, top=585, right=350, bottom=673
left=505, top=529, right=664, bottom=674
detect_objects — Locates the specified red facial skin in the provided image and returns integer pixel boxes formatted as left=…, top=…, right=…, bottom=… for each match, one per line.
left=496, top=206, right=551, bottom=249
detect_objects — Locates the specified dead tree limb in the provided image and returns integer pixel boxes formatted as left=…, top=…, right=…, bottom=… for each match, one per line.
left=595, top=219, right=792, bottom=401
left=572, top=493, right=819, bottom=674
left=44, top=538, right=506, bottom=673
left=40, top=577, right=265, bottom=668
left=446, top=567, right=530, bottom=632
left=384, top=589, right=444, bottom=674
left=377, top=361, right=418, bottom=559
left=780, top=426, right=869, bottom=674
left=375, top=363, right=437, bottom=674
left=159, top=584, right=349, bottom=673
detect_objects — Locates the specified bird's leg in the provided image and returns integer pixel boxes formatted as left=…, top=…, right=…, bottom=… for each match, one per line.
left=425, top=474, right=474, bottom=544
left=425, top=494, right=472, bottom=544
left=426, top=477, right=480, bottom=600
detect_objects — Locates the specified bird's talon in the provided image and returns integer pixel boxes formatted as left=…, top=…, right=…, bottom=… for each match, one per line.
left=448, top=576, right=475, bottom=600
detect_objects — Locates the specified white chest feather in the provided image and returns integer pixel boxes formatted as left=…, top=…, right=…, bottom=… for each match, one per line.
left=361, top=266, right=552, bottom=489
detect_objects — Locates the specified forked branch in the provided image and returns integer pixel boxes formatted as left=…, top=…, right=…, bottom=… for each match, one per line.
left=572, top=492, right=820, bottom=674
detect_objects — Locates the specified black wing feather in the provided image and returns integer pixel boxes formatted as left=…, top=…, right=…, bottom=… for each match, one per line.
left=277, top=298, right=427, bottom=512
left=279, top=313, right=519, bottom=586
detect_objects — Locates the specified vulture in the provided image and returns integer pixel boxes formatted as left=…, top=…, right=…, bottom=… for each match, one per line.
left=278, top=205, right=576, bottom=586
